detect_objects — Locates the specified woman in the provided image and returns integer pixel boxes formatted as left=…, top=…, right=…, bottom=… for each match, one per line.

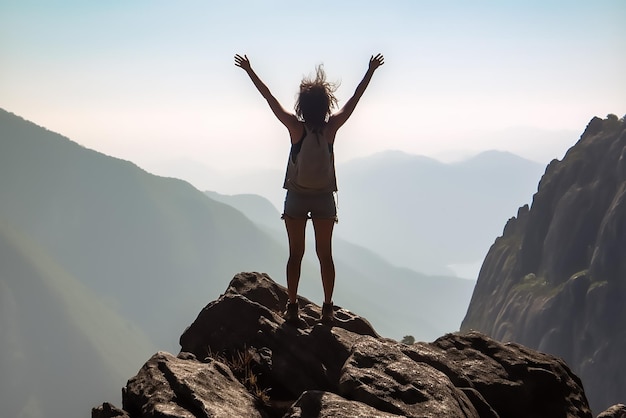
left=235, top=53, right=384, bottom=325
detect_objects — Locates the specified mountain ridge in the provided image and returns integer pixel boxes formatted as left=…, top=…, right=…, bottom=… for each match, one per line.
left=461, top=114, right=626, bottom=414
left=0, top=107, right=288, bottom=339
left=193, top=147, right=546, bottom=277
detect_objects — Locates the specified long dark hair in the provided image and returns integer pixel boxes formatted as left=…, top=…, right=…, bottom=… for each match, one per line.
left=295, top=65, right=338, bottom=126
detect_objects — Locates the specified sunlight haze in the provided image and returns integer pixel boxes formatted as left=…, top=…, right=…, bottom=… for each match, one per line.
left=2, top=0, right=624, bottom=174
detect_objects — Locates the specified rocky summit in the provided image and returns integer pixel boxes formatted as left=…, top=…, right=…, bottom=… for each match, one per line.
left=93, top=272, right=596, bottom=418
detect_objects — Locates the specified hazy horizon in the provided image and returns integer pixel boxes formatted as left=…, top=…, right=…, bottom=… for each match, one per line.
left=2, top=1, right=624, bottom=172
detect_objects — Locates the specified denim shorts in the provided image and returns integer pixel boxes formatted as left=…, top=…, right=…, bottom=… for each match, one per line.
left=282, top=191, right=337, bottom=222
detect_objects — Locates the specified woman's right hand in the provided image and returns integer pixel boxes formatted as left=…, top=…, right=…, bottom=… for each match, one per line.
left=369, top=53, right=384, bottom=71
left=234, top=54, right=252, bottom=72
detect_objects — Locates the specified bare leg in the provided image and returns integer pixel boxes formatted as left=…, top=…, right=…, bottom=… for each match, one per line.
left=312, top=218, right=335, bottom=304
left=284, top=216, right=307, bottom=304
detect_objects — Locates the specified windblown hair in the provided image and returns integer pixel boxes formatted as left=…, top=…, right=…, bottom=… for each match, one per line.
left=295, top=65, right=339, bottom=126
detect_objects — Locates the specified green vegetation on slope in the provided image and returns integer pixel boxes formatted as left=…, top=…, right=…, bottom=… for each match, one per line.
left=0, top=221, right=156, bottom=418
left=0, top=109, right=286, bottom=349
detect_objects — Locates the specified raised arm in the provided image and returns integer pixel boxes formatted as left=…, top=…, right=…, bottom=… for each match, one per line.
left=329, top=54, right=384, bottom=130
left=234, top=54, right=299, bottom=130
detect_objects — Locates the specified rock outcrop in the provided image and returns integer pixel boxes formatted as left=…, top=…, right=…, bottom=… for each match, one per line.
left=94, top=272, right=594, bottom=417
left=461, top=115, right=626, bottom=414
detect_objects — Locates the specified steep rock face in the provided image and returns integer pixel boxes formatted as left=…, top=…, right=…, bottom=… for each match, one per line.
left=94, top=272, right=593, bottom=418
left=461, top=115, right=626, bottom=414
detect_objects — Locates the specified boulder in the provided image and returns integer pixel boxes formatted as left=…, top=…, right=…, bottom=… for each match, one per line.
left=339, top=336, right=480, bottom=417
left=122, top=351, right=263, bottom=418
left=178, top=272, right=380, bottom=401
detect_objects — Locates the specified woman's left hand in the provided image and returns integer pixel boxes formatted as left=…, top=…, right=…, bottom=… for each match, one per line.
left=234, top=54, right=252, bottom=72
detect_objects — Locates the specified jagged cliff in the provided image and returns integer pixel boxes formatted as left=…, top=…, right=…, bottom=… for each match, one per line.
left=461, top=115, right=626, bottom=414
left=93, top=272, right=601, bottom=418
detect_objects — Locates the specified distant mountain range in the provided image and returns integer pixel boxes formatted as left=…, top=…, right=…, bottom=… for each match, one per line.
left=337, top=149, right=546, bottom=275
left=0, top=108, right=474, bottom=418
left=194, top=147, right=546, bottom=277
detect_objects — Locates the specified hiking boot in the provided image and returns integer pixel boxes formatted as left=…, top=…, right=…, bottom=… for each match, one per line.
left=283, top=302, right=300, bottom=325
left=321, top=302, right=334, bottom=325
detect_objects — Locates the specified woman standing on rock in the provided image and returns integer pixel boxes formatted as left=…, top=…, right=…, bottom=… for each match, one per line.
left=235, top=53, right=384, bottom=325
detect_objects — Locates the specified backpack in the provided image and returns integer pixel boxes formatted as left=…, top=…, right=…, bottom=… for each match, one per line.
left=284, top=125, right=337, bottom=192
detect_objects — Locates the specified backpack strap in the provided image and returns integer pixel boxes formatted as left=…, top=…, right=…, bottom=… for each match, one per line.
left=290, top=126, right=308, bottom=163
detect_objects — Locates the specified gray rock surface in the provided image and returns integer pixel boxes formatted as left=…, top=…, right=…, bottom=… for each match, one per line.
left=93, top=272, right=594, bottom=417
left=121, top=351, right=263, bottom=418
left=283, top=391, right=401, bottom=418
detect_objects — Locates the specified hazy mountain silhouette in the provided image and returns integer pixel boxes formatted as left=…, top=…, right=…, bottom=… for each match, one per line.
left=337, top=149, right=545, bottom=276
left=0, top=108, right=475, bottom=418
left=185, top=148, right=546, bottom=278
left=205, top=190, right=280, bottom=228
left=0, top=109, right=288, bottom=346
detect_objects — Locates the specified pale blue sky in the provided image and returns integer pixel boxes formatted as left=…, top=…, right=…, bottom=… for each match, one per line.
left=2, top=0, right=625, bottom=173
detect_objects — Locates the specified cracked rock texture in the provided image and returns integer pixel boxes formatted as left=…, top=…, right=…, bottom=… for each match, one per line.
left=94, top=272, right=598, bottom=417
